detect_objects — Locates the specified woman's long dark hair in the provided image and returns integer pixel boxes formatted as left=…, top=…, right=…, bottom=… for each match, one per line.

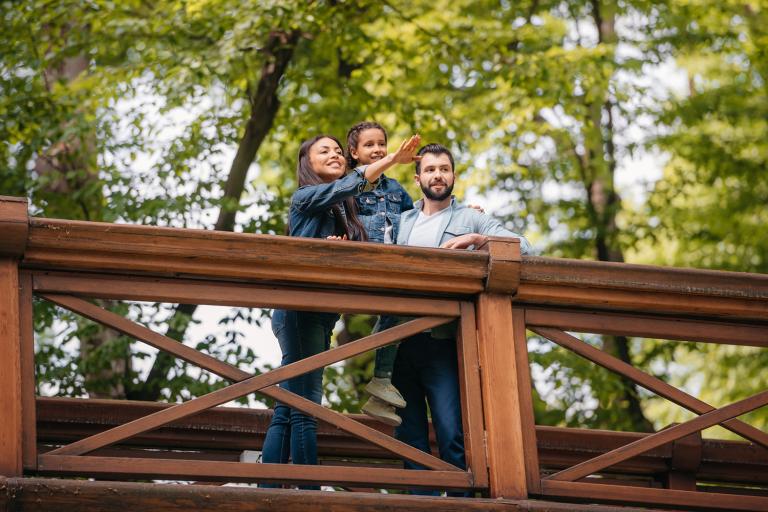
left=296, top=135, right=368, bottom=241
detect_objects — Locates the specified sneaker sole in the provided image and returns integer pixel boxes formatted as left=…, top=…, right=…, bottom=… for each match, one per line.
left=361, top=406, right=402, bottom=427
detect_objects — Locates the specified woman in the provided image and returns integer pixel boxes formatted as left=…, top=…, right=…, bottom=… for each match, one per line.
left=261, top=133, right=420, bottom=488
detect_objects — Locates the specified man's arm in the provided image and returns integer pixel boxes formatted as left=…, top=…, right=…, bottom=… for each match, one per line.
left=439, top=210, right=534, bottom=254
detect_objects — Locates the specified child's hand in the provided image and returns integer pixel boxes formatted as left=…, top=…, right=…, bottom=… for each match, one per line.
left=468, top=204, right=485, bottom=213
left=390, top=135, right=421, bottom=164
left=326, top=234, right=348, bottom=241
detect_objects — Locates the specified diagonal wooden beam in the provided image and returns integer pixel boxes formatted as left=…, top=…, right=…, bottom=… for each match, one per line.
left=546, top=389, right=768, bottom=482
left=46, top=311, right=452, bottom=457
left=42, top=293, right=250, bottom=381
left=259, top=386, right=460, bottom=471
left=530, top=326, right=768, bottom=449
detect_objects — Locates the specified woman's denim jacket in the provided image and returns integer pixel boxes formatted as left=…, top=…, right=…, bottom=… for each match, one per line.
left=355, top=175, right=414, bottom=243
left=288, top=166, right=372, bottom=239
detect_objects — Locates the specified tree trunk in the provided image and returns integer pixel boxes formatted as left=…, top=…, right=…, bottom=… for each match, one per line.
left=587, top=0, right=653, bottom=432
left=129, top=30, right=301, bottom=402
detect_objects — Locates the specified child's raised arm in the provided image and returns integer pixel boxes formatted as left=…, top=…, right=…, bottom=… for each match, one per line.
left=362, top=135, right=421, bottom=183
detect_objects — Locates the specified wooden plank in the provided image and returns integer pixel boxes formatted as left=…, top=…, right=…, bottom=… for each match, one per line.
left=518, top=283, right=767, bottom=321
left=456, top=301, right=489, bottom=488
left=476, top=293, right=528, bottom=498
left=1, top=477, right=679, bottom=512
left=547, top=390, right=768, bottom=482
left=0, top=259, right=23, bottom=476
left=19, top=272, right=37, bottom=470
left=34, top=272, right=461, bottom=316
left=541, top=480, right=768, bottom=512
left=37, top=455, right=472, bottom=490
left=525, top=307, right=768, bottom=347
left=521, top=256, right=768, bottom=300
left=25, top=218, right=487, bottom=295
left=513, top=307, right=541, bottom=493
left=47, top=316, right=453, bottom=457
left=531, top=327, right=768, bottom=448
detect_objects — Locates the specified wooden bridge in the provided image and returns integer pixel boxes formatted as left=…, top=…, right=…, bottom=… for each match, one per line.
left=0, top=195, right=766, bottom=511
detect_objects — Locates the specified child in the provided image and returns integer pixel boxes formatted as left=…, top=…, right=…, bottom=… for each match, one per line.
left=347, top=121, right=414, bottom=427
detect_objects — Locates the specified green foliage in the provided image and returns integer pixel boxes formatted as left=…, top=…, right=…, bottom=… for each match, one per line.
left=4, top=0, right=766, bottom=432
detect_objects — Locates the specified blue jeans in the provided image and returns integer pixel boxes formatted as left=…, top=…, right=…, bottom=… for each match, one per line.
left=261, top=309, right=337, bottom=489
left=392, top=332, right=468, bottom=496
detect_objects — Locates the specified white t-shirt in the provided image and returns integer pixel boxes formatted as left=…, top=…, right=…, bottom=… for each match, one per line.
left=406, top=208, right=450, bottom=248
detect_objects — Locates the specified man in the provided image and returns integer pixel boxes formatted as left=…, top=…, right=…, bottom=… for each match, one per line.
left=391, top=143, right=532, bottom=494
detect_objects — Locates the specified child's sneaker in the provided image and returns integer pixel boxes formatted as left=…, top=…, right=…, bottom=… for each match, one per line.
left=361, top=396, right=402, bottom=427
left=365, top=377, right=407, bottom=408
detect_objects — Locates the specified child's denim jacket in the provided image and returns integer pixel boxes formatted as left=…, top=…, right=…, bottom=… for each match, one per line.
left=355, top=175, right=414, bottom=244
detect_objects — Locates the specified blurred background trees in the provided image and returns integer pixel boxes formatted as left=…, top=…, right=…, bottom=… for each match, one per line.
left=2, top=0, right=765, bottom=433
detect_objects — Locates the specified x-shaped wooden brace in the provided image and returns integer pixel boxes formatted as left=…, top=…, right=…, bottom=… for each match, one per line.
left=42, top=294, right=462, bottom=472
left=529, top=326, right=768, bottom=482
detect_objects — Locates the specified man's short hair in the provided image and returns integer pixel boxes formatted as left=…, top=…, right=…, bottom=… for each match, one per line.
left=415, top=143, right=454, bottom=174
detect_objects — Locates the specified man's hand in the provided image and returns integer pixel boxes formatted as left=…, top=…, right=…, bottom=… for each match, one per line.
left=440, top=233, right=488, bottom=250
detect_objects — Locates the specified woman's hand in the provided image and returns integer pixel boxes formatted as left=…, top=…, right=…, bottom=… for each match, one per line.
left=326, top=234, right=348, bottom=241
left=468, top=204, right=485, bottom=213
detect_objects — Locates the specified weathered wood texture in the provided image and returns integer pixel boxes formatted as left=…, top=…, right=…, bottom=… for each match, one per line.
left=519, top=257, right=768, bottom=320
left=19, top=216, right=768, bottom=318
left=0, top=261, right=23, bottom=477
left=35, top=398, right=768, bottom=487
left=525, top=307, right=768, bottom=347
left=0, top=197, right=27, bottom=477
left=530, top=327, right=768, bottom=448
left=19, top=273, right=36, bottom=470
left=37, top=455, right=471, bottom=490
left=540, top=480, right=768, bottom=512
left=479, top=237, right=521, bottom=294
left=456, top=302, right=489, bottom=487
left=23, top=218, right=488, bottom=294
left=547, top=390, right=768, bottom=483
left=46, top=315, right=456, bottom=472
left=476, top=294, right=528, bottom=498
left=0, top=196, right=29, bottom=257
left=0, top=477, right=680, bottom=512
left=34, top=272, right=461, bottom=316
left=513, top=308, right=541, bottom=493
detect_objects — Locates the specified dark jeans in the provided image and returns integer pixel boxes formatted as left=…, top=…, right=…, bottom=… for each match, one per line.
left=261, top=309, right=337, bottom=489
left=392, top=332, right=469, bottom=497
left=372, top=315, right=400, bottom=378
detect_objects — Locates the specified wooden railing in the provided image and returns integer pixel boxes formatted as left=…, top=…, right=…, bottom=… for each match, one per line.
left=1, top=195, right=767, bottom=510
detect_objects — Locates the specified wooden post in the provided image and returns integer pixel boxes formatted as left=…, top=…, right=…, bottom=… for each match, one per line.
left=0, top=196, right=29, bottom=477
left=476, top=238, right=529, bottom=498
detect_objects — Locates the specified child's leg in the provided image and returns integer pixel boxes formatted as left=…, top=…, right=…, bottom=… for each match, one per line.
left=373, top=343, right=398, bottom=378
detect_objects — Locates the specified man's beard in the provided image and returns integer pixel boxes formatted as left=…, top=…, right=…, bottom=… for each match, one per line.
left=421, top=180, right=454, bottom=201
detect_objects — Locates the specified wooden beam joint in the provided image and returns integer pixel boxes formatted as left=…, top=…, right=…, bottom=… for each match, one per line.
left=0, top=196, right=29, bottom=258
left=479, top=237, right=521, bottom=295
left=664, top=425, right=702, bottom=491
